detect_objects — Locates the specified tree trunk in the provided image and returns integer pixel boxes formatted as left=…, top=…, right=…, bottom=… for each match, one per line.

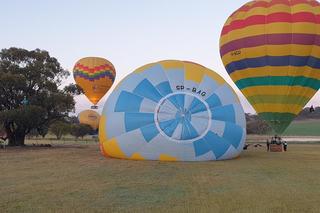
left=8, top=131, right=26, bottom=146
left=57, top=133, right=62, bottom=140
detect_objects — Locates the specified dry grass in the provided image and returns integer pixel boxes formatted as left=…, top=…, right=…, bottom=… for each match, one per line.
left=0, top=140, right=320, bottom=213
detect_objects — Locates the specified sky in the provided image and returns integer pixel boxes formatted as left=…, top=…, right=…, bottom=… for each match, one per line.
left=1, top=0, right=320, bottom=114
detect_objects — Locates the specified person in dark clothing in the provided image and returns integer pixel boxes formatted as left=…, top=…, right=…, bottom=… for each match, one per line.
left=266, top=140, right=270, bottom=151
left=310, top=105, right=315, bottom=113
left=283, top=141, right=288, bottom=151
left=243, top=144, right=250, bottom=150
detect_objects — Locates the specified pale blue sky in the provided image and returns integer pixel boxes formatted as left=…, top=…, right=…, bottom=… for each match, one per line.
left=1, top=0, right=319, bottom=113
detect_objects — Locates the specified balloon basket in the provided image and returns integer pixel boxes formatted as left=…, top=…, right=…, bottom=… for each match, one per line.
left=91, top=105, right=98, bottom=109
left=270, top=144, right=283, bottom=152
left=267, top=135, right=284, bottom=152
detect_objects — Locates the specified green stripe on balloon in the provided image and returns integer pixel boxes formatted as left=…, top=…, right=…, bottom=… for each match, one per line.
left=258, top=112, right=296, bottom=134
left=74, top=69, right=114, bottom=78
left=247, top=95, right=310, bottom=106
left=235, top=76, right=320, bottom=90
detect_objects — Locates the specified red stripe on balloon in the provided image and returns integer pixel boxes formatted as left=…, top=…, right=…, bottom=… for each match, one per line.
left=74, top=64, right=115, bottom=74
left=222, top=12, right=319, bottom=36
left=220, top=33, right=320, bottom=57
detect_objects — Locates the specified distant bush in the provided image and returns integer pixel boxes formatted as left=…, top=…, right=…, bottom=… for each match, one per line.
left=0, top=124, right=7, bottom=141
left=50, top=121, right=70, bottom=140
left=70, top=124, right=93, bottom=139
left=246, top=114, right=272, bottom=135
left=27, top=125, right=49, bottom=139
left=295, top=107, right=320, bottom=120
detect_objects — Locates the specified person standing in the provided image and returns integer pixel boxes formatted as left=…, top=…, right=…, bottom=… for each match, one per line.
left=266, top=140, right=270, bottom=151
left=283, top=141, right=288, bottom=151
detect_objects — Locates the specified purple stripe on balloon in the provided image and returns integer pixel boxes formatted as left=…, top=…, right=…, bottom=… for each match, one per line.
left=74, top=71, right=115, bottom=82
left=220, top=33, right=320, bottom=57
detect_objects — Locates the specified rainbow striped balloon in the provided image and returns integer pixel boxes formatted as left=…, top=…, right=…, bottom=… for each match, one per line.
left=220, top=0, right=320, bottom=134
left=73, top=57, right=116, bottom=105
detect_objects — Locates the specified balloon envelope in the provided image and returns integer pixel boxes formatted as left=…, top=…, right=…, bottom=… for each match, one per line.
left=73, top=57, right=116, bottom=105
left=99, top=60, right=246, bottom=161
left=78, top=110, right=100, bottom=130
left=220, top=0, right=320, bottom=134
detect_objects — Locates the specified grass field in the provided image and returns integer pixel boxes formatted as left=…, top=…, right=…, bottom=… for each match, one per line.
left=1, top=139, right=320, bottom=213
left=283, top=120, right=320, bottom=136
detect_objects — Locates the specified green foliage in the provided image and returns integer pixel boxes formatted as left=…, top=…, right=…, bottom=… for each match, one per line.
left=0, top=123, right=6, bottom=140
left=283, top=120, right=320, bottom=136
left=65, top=115, right=79, bottom=124
left=70, top=124, right=93, bottom=139
left=0, top=47, right=77, bottom=145
left=37, top=124, right=49, bottom=138
left=27, top=125, right=49, bottom=139
left=49, top=121, right=70, bottom=140
left=63, top=84, right=83, bottom=96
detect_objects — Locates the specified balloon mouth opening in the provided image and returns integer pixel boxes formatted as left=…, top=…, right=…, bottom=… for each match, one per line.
left=154, top=92, right=211, bottom=143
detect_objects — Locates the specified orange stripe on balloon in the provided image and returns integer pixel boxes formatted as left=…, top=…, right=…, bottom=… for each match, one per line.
left=235, top=0, right=319, bottom=14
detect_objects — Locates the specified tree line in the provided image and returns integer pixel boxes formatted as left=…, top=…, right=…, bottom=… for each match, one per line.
left=48, top=120, right=95, bottom=140
left=0, top=47, right=82, bottom=146
left=1, top=47, right=319, bottom=145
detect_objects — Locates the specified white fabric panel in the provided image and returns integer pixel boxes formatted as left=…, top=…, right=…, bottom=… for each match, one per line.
left=138, top=64, right=168, bottom=86
left=171, top=123, right=183, bottom=140
left=165, top=69, right=184, bottom=92
left=233, top=104, right=246, bottom=127
left=116, top=129, right=148, bottom=157
left=139, top=98, right=158, bottom=113
left=194, top=151, right=215, bottom=161
left=209, top=120, right=226, bottom=137
left=138, top=134, right=195, bottom=161
left=190, top=116, right=209, bottom=137
left=106, top=112, right=126, bottom=139
left=214, top=84, right=237, bottom=106
left=197, top=75, right=219, bottom=99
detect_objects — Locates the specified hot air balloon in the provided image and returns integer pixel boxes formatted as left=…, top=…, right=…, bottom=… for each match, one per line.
left=220, top=0, right=320, bottom=134
left=99, top=60, right=246, bottom=161
left=73, top=57, right=116, bottom=108
left=78, top=110, right=101, bottom=130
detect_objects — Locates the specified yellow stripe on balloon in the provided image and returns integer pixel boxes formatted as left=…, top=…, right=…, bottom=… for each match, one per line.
left=221, top=44, right=320, bottom=66
left=202, top=68, right=226, bottom=85
left=77, top=57, right=112, bottom=68
left=103, top=138, right=126, bottom=159
left=252, top=103, right=303, bottom=114
left=184, top=62, right=205, bottom=83
left=99, top=115, right=107, bottom=144
left=159, top=154, right=178, bottom=161
left=220, top=23, right=319, bottom=46
left=130, top=153, right=145, bottom=160
left=134, top=63, right=156, bottom=74
left=159, top=60, right=185, bottom=70
left=240, top=85, right=316, bottom=98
